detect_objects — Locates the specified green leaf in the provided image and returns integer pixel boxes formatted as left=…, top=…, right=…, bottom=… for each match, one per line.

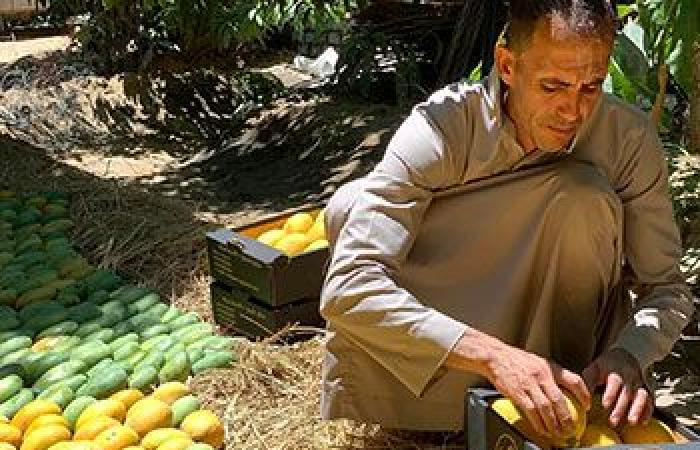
left=612, top=32, right=652, bottom=95
left=622, top=21, right=648, bottom=61
left=617, top=4, right=637, bottom=18
left=467, top=63, right=482, bottom=82
left=609, top=60, right=639, bottom=104
left=668, top=0, right=700, bottom=95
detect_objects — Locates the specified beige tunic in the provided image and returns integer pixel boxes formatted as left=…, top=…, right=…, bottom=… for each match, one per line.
left=319, top=67, right=695, bottom=430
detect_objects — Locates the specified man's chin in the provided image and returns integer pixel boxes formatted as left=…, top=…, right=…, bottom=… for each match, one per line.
left=538, top=141, right=570, bottom=153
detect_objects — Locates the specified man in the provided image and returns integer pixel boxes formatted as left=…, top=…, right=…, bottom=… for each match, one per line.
left=319, top=0, right=695, bottom=442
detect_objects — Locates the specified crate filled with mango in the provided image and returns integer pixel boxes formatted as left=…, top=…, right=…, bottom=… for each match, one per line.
left=465, top=389, right=698, bottom=449
left=255, top=210, right=328, bottom=257
left=205, top=207, right=329, bottom=337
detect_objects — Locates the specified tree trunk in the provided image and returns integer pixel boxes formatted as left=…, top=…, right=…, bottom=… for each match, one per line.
left=437, top=0, right=484, bottom=86
left=651, top=64, right=668, bottom=127
left=689, top=40, right=700, bottom=153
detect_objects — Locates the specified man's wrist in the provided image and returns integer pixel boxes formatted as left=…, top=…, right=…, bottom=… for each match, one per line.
left=444, top=328, right=504, bottom=378
left=608, top=347, right=654, bottom=390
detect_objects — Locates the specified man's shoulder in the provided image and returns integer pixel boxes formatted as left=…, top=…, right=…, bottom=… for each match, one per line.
left=412, top=80, right=487, bottom=133
left=417, top=80, right=485, bottom=113
left=597, top=93, right=654, bottom=135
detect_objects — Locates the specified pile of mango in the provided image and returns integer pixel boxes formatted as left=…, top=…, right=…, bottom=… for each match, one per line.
left=491, top=393, right=683, bottom=448
left=0, top=381, right=224, bottom=450
left=256, top=210, right=328, bottom=256
left=0, top=191, right=238, bottom=450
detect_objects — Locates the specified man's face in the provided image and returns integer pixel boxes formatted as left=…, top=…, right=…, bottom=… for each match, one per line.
left=496, top=17, right=613, bottom=152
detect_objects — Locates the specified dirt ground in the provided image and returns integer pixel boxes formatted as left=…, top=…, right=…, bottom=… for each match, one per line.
left=0, top=35, right=70, bottom=63
left=1, top=36, right=700, bottom=448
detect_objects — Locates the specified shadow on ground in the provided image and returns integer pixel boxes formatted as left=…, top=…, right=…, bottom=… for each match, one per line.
left=0, top=74, right=406, bottom=290
left=86, top=70, right=403, bottom=212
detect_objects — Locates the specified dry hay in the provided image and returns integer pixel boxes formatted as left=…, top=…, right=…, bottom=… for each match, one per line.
left=0, top=138, right=205, bottom=296
left=189, top=329, right=458, bottom=450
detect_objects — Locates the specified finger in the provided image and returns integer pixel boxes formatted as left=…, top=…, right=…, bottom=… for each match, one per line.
left=554, top=366, right=591, bottom=411
left=627, top=388, right=649, bottom=426
left=641, top=393, right=654, bottom=424
left=519, top=394, right=549, bottom=438
left=541, top=381, right=574, bottom=436
left=602, top=372, right=623, bottom=410
left=610, top=384, right=633, bottom=428
left=529, top=385, right=561, bottom=437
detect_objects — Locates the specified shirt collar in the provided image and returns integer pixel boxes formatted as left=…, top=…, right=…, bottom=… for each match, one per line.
left=484, top=64, right=503, bottom=127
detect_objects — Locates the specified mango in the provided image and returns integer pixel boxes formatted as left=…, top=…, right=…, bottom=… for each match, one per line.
left=283, top=213, right=313, bottom=234
left=619, top=418, right=675, bottom=444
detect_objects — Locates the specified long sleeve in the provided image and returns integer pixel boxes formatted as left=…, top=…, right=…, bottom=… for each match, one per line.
left=320, top=106, right=469, bottom=398
left=609, top=122, right=695, bottom=371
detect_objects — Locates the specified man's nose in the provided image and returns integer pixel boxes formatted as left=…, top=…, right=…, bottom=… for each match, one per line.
left=557, top=91, right=583, bottom=124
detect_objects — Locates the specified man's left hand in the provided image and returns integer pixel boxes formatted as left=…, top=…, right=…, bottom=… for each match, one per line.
left=581, top=348, right=653, bottom=427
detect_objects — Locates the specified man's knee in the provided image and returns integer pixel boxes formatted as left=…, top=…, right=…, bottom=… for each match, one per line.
left=325, top=179, right=365, bottom=245
left=550, top=160, right=621, bottom=230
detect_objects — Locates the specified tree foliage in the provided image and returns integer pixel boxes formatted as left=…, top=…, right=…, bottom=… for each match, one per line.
left=47, top=0, right=365, bottom=71
left=607, top=0, right=699, bottom=150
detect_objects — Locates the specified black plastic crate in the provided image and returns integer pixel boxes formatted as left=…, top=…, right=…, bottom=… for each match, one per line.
left=465, top=388, right=700, bottom=449
left=206, top=206, right=328, bottom=308
left=210, top=280, right=324, bottom=340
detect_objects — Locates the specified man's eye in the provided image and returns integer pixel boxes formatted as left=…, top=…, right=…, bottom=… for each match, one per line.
left=583, top=84, right=602, bottom=94
left=541, top=84, right=558, bottom=93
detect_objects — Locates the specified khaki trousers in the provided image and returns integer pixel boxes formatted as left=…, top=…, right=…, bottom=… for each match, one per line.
left=322, top=158, right=634, bottom=430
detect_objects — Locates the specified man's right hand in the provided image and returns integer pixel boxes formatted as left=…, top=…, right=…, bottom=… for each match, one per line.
left=445, top=329, right=591, bottom=439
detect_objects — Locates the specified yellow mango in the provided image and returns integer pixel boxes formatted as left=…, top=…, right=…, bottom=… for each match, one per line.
left=76, top=400, right=126, bottom=429
left=109, top=390, right=144, bottom=410
left=304, top=221, right=325, bottom=242
left=11, top=400, right=61, bottom=433
left=154, top=438, right=192, bottom=450
left=314, top=209, right=325, bottom=226
left=73, top=417, right=121, bottom=441
left=304, top=239, right=328, bottom=253
left=141, top=429, right=190, bottom=450
left=26, top=415, right=70, bottom=437
left=619, top=418, right=675, bottom=444
left=94, top=425, right=139, bottom=450
left=47, top=442, right=99, bottom=450
left=152, top=383, right=189, bottom=405
left=580, top=423, right=622, bottom=447
left=0, top=424, right=21, bottom=447
left=256, top=229, right=285, bottom=247
left=19, top=425, right=71, bottom=450
left=31, top=337, right=65, bottom=353
left=490, top=391, right=586, bottom=448
left=273, top=233, right=311, bottom=256
left=491, top=398, right=551, bottom=449
left=283, top=213, right=313, bottom=234
left=180, top=411, right=224, bottom=449
left=125, top=398, right=171, bottom=438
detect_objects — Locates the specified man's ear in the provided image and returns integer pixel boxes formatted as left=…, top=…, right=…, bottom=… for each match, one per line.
left=495, top=45, right=515, bottom=87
